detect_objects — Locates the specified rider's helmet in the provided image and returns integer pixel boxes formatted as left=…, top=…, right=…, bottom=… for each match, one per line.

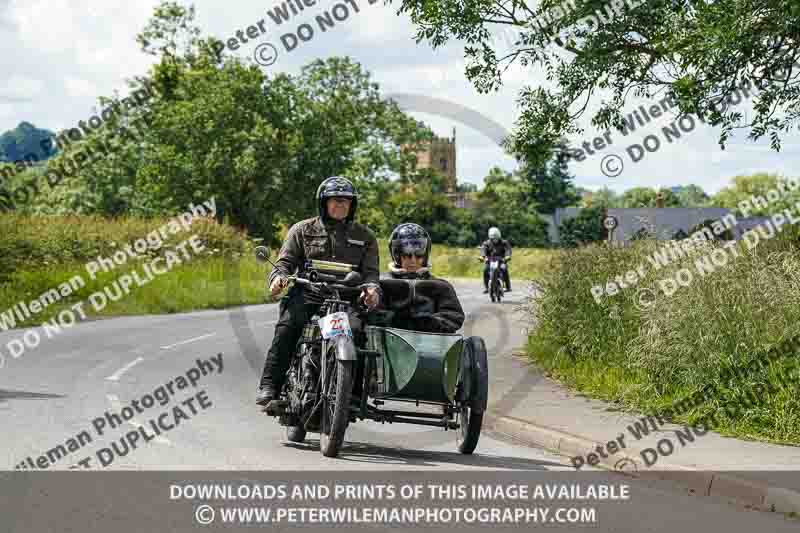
left=389, top=223, right=431, bottom=268
left=488, top=227, right=501, bottom=242
left=316, top=176, right=358, bottom=223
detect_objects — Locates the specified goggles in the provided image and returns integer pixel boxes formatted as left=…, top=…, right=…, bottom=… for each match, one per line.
left=392, top=238, right=428, bottom=258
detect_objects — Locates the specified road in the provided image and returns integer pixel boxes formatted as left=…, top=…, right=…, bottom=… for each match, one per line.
left=1, top=280, right=798, bottom=532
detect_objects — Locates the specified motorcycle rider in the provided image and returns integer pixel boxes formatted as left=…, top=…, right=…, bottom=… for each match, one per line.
left=480, top=227, right=512, bottom=293
left=381, top=223, right=465, bottom=333
left=256, top=177, right=381, bottom=408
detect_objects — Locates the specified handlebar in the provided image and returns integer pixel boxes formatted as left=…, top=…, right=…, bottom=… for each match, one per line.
left=288, top=274, right=370, bottom=294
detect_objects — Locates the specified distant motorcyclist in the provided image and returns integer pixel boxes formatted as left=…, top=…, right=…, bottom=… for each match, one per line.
left=480, top=227, right=512, bottom=293
left=380, top=223, right=465, bottom=333
left=256, top=176, right=381, bottom=408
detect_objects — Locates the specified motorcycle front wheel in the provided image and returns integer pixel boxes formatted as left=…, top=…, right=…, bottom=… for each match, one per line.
left=319, top=352, right=354, bottom=458
left=286, top=426, right=307, bottom=443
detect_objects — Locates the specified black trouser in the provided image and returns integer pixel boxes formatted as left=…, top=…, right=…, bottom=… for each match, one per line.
left=483, top=263, right=511, bottom=290
left=259, top=288, right=322, bottom=392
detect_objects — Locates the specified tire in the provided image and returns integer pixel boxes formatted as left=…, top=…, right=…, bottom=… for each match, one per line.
left=457, top=337, right=489, bottom=454
left=319, top=356, right=354, bottom=458
left=286, top=426, right=307, bottom=443
left=457, top=406, right=484, bottom=454
left=491, top=275, right=502, bottom=303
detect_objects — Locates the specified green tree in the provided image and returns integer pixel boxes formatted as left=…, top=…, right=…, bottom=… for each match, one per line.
left=620, top=187, right=680, bottom=208
left=676, top=185, right=710, bottom=207
left=514, top=141, right=579, bottom=214
left=587, top=186, right=620, bottom=208
left=28, top=1, right=428, bottom=246
left=395, top=0, right=800, bottom=166
left=558, top=206, right=605, bottom=247
left=470, top=166, right=549, bottom=247
left=712, top=173, right=799, bottom=215
left=0, top=122, right=57, bottom=163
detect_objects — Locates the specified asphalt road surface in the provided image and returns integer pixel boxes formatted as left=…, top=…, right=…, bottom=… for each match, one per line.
left=1, top=280, right=798, bottom=532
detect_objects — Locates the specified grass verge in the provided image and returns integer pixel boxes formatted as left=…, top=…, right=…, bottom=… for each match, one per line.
left=525, top=229, right=800, bottom=446
left=0, top=213, right=274, bottom=329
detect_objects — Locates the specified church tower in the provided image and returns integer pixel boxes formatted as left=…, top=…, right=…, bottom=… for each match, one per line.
left=408, top=127, right=457, bottom=192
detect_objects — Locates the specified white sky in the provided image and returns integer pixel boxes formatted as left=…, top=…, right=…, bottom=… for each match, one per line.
left=1, top=0, right=797, bottom=195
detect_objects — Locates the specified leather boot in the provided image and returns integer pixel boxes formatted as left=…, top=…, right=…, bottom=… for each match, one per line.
left=256, top=384, right=276, bottom=406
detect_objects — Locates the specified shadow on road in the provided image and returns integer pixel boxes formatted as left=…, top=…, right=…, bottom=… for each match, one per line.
left=282, top=439, right=563, bottom=470
left=0, top=389, right=65, bottom=404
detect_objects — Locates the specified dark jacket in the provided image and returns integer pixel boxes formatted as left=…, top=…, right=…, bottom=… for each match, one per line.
left=481, top=238, right=512, bottom=259
left=269, top=216, right=380, bottom=302
left=378, top=267, right=465, bottom=334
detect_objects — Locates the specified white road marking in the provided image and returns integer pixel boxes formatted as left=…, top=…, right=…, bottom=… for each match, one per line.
left=256, top=320, right=277, bottom=326
left=160, top=332, right=216, bottom=350
left=105, top=357, right=144, bottom=381
left=107, top=394, right=171, bottom=445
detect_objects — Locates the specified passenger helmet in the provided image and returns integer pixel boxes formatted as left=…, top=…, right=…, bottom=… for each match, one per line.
left=389, top=223, right=431, bottom=268
left=317, top=176, right=358, bottom=222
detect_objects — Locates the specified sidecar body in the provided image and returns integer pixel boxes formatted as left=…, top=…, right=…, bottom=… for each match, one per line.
left=350, top=323, right=488, bottom=454
left=365, top=326, right=463, bottom=404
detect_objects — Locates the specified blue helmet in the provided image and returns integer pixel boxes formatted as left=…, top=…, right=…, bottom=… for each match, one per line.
left=389, top=223, right=431, bottom=268
left=317, top=176, right=358, bottom=222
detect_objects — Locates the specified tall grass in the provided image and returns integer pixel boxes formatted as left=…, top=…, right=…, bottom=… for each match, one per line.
left=526, top=228, right=800, bottom=445
left=0, top=213, right=274, bottom=327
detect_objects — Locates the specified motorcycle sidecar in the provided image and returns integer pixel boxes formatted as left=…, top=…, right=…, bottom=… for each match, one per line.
left=359, top=325, right=489, bottom=454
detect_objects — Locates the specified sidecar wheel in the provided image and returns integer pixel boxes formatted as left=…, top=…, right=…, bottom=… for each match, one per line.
left=457, top=336, right=489, bottom=454
left=457, top=406, right=484, bottom=454
left=286, top=426, right=307, bottom=443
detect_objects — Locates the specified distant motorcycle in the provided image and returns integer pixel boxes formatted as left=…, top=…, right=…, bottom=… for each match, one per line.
left=482, top=256, right=509, bottom=303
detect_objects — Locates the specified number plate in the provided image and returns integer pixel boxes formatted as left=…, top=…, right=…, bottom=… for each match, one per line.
left=490, top=261, right=499, bottom=268
left=319, top=312, right=352, bottom=339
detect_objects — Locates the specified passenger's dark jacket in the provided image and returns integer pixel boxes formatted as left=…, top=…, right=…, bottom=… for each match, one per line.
left=481, top=238, right=512, bottom=259
left=269, top=216, right=380, bottom=303
left=378, top=267, right=465, bottom=334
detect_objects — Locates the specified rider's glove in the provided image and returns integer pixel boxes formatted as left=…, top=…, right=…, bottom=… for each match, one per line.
left=269, top=275, right=288, bottom=297
left=361, top=284, right=381, bottom=310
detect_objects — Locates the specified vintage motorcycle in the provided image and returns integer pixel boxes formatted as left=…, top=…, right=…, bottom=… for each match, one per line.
left=483, top=256, right=508, bottom=303
left=255, top=246, right=488, bottom=458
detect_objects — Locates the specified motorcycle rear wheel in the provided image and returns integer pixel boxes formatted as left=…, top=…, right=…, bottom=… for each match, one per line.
left=319, top=355, right=354, bottom=458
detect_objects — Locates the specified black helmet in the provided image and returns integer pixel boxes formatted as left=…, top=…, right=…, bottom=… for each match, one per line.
left=316, top=176, right=358, bottom=222
left=389, top=223, right=431, bottom=268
